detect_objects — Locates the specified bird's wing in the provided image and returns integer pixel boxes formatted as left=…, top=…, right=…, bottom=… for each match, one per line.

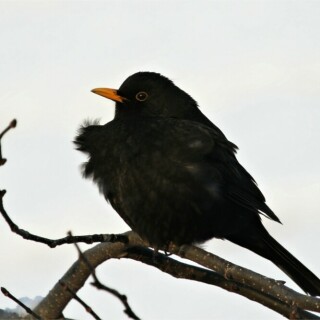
left=159, top=119, right=280, bottom=223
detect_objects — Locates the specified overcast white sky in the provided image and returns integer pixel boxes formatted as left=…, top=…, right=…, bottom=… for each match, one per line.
left=1, top=1, right=320, bottom=319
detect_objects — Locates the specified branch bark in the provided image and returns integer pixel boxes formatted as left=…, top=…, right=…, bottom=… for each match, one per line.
left=33, top=231, right=320, bottom=319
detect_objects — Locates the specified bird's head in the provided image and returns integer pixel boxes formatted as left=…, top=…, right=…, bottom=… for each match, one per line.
left=91, top=72, right=199, bottom=120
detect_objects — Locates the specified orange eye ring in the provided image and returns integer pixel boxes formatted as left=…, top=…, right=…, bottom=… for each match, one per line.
left=135, top=91, right=148, bottom=102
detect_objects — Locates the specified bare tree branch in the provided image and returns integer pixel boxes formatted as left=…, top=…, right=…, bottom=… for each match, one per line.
left=33, top=231, right=320, bottom=319
left=0, top=190, right=128, bottom=247
left=126, top=246, right=320, bottom=320
left=168, top=243, right=320, bottom=313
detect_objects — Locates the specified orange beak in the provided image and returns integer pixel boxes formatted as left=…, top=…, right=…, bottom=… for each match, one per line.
left=91, top=88, right=126, bottom=103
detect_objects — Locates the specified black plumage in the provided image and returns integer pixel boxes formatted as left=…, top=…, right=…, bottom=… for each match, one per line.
left=75, top=71, right=320, bottom=296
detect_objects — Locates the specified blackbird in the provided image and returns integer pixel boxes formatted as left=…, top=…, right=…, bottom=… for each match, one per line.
left=75, top=71, right=320, bottom=295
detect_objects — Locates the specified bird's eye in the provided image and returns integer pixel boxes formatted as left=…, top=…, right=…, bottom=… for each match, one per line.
left=135, top=91, right=148, bottom=102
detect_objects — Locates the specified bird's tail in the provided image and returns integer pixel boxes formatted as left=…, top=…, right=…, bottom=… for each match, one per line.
left=228, top=229, right=320, bottom=296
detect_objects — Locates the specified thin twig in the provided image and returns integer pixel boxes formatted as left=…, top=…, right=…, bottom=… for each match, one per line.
left=0, top=119, right=17, bottom=140
left=1, top=287, right=42, bottom=320
left=69, top=231, right=140, bottom=320
left=59, top=281, right=101, bottom=320
left=0, top=119, right=17, bottom=165
left=0, top=191, right=128, bottom=247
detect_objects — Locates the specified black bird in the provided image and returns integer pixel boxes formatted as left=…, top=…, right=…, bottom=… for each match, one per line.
left=75, top=71, right=320, bottom=296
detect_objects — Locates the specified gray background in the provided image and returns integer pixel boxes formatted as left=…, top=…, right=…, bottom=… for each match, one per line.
left=1, top=1, right=319, bottom=319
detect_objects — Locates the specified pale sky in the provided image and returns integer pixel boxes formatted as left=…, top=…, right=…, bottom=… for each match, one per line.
left=1, top=1, right=320, bottom=319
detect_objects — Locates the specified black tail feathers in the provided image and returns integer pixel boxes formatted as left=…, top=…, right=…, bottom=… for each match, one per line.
left=228, top=230, right=320, bottom=296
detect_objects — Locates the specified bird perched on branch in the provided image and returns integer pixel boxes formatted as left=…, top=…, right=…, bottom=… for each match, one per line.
left=75, top=71, right=320, bottom=296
